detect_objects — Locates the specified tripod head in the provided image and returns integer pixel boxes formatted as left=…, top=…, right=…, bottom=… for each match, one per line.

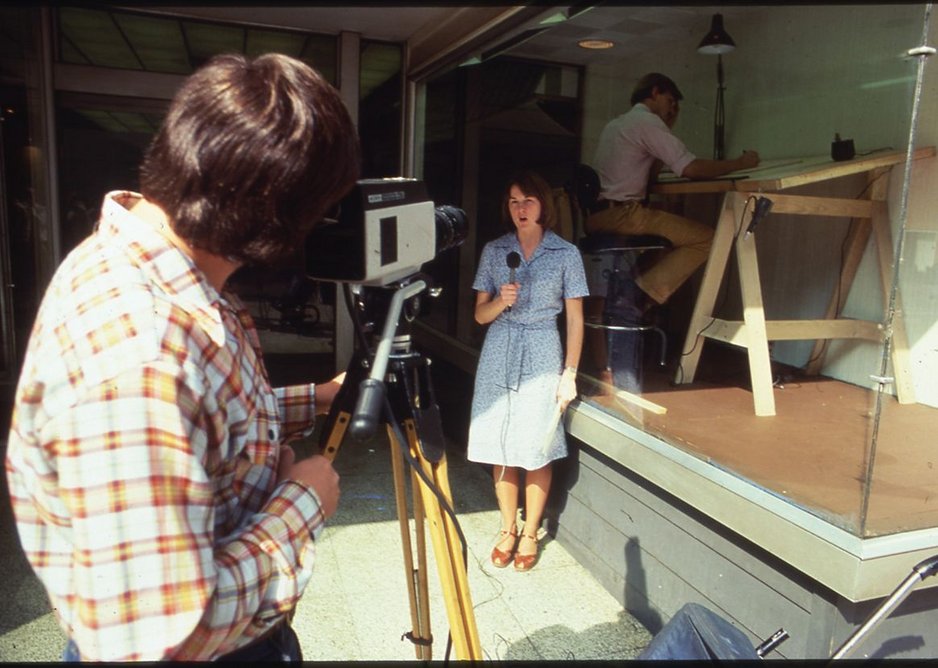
left=347, top=276, right=432, bottom=440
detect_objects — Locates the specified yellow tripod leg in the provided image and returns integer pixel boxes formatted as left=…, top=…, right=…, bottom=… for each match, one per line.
left=317, top=403, right=480, bottom=659
left=411, top=468, right=432, bottom=657
left=388, top=425, right=433, bottom=659
left=403, top=420, right=483, bottom=660
left=320, top=411, right=350, bottom=462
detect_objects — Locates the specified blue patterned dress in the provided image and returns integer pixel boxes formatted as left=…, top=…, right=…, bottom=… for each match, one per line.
left=467, top=230, right=589, bottom=470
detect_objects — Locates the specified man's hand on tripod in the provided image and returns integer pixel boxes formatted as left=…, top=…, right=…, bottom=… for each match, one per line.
left=278, top=445, right=341, bottom=519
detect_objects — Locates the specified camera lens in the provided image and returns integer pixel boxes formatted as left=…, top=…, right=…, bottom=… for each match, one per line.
left=434, top=205, right=468, bottom=254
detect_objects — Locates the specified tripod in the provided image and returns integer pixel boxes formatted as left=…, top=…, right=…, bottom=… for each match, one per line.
left=316, top=279, right=482, bottom=660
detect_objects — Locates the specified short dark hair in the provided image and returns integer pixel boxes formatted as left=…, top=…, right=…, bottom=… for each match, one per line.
left=140, top=53, right=361, bottom=266
left=501, top=170, right=555, bottom=231
left=630, top=72, right=684, bottom=106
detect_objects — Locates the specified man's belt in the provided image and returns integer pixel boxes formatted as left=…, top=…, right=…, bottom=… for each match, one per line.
left=594, top=199, right=638, bottom=211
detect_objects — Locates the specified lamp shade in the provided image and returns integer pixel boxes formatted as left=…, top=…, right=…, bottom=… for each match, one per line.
left=697, top=13, right=735, bottom=55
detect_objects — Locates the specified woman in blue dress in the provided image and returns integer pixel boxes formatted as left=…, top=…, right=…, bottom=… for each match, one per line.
left=468, top=170, right=588, bottom=571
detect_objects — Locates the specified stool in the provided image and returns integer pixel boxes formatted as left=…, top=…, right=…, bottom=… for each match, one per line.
left=578, top=232, right=671, bottom=395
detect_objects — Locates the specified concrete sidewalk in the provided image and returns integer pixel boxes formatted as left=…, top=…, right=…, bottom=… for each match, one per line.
left=0, top=431, right=652, bottom=661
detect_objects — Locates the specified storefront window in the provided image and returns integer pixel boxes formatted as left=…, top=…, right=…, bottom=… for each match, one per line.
left=0, top=6, right=51, bottom=411
left=415, top=4, right=937, bottom=539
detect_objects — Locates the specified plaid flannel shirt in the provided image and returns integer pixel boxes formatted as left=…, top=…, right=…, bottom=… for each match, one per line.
left=5, top=192, right=325, bottom=661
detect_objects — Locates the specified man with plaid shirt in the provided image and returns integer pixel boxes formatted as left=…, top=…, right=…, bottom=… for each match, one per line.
left=5, top=53, right=360, bottom=661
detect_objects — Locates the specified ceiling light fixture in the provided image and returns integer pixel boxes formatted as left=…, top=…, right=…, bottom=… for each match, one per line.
left=578, top=39, right=614, bottom=50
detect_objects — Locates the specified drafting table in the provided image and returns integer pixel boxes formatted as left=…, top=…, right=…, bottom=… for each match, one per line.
left=650, top=147, right=936, bottom=416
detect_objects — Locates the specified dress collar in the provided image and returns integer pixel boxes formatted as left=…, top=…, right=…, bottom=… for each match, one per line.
left=493, top=229, right=566, bottom=262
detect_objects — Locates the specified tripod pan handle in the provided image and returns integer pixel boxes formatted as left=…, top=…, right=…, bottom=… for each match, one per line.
left=350, top=378, right=386, bottom=441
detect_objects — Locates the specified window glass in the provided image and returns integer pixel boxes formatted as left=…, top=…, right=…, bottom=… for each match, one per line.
left=359, top=40, right=402, bottom=178
left=0, top=6, right=46, bottom=410
left=414, top=5, right=937, bottom=540
left=418, top=57, right=581, bottom=343
left=57, top=7, right=337, bottom=83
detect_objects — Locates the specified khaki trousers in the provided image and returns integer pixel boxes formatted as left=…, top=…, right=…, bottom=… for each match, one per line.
left=584, top=200, right=713, bottom=304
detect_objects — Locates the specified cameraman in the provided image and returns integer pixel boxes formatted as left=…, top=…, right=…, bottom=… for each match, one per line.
left=4, top=53, right=360, bottom=661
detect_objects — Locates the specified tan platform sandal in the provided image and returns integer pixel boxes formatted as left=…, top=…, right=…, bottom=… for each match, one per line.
left=490, top=525, right=518, bottom=568
left=514, top=531, right=539, bottom=572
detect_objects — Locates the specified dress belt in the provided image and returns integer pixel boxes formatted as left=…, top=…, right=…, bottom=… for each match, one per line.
left=495, top=317, right=556, bottom=331
left=493, top=318, right=558, bottom=391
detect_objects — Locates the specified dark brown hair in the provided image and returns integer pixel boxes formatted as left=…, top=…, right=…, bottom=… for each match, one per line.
left=139, top=53, right=360, bottom=266
left=630, top=72, right=684, bottom=106
left=501, top=170, right=555, bottom=231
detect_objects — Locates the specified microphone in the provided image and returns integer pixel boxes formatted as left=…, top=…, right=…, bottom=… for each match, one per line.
left=506, top=251, right=521, bottom=312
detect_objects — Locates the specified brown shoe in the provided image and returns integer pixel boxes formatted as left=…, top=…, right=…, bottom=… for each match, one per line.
left=490, top=526, right=518, bottom=568
left=514, top=532, right=539, bottom=571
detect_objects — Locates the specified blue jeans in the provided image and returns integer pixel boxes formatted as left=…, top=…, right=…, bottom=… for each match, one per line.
left=62, top=621, right=302, bottom=662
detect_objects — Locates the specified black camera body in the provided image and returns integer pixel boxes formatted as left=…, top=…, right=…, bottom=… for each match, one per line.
left=306, top=178, right=466, bottom=286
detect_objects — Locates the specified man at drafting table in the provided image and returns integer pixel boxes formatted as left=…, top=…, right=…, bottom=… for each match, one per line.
left=587, top=72, right=760, bottom=320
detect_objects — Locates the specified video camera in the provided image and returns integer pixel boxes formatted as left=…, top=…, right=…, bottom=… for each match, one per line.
left=305, top=178, right=467, bottom=286
left=305, top=178, right=468, bottom=441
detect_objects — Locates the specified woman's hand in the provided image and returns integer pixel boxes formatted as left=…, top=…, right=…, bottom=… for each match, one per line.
left=498, top=282, right=519, bottom=309
left=474, top=285, right=519, bottom=324
left=557, top=367, right=578, bottom=411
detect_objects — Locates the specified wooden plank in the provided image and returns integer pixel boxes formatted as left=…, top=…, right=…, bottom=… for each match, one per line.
left=757, top=192, right=874, bottom=219
left=764, top=319, right=882, bottom=342
left=675, top=192, right=741, bottom=384
left=652, top=148, right=934, bottom=197
left=734, top=220, right=776, bottom=416
left=736, top=147, right=934, bottom=193
left=698, top=318, right=746, bottom=346
left=652, top=157, right=809, bottom=195
left=701, top=318, right=882, bottom=345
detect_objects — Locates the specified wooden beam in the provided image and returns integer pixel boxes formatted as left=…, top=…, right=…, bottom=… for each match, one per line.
left=756, top=193, right=874, bottom=219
